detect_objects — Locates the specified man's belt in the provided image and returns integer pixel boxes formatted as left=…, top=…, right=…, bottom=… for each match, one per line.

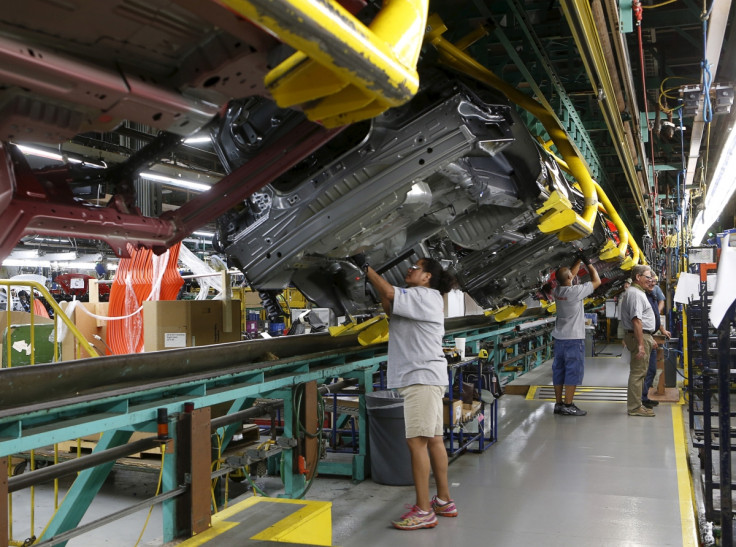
left=625, top=329, right=654, bottom=335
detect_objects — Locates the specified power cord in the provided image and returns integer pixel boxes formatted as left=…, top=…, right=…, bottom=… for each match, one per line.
left=133, top=443, right=166, bottom=547
left=289, top=383, right=325, bottom=499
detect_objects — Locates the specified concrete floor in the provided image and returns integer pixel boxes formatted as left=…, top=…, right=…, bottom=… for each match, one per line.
left=10, top=352, right=696, bottom=546
left=312, top=353, right=692, bottom=546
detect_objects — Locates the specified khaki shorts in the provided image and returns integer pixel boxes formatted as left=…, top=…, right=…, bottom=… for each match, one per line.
left=397, top=384, right=445, bottom=438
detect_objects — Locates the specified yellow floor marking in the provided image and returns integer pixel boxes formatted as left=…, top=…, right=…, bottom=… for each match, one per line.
left=672, top=406, right=698, bottom=546
left=176, top=496, right=331, bottom=546
left=525, top=386, right=539, bottom=400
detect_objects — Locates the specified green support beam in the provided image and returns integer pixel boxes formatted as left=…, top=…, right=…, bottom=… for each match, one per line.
left=39, top=429, right=134, bottom=546
left=498, top=0, right=604, bottom=179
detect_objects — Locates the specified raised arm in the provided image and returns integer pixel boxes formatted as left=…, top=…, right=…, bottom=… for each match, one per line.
left=569, top=258, right=583, bottom=278
left=365, top=266, right=395, bottom=316
left=588, top=263, right=601, bottom=290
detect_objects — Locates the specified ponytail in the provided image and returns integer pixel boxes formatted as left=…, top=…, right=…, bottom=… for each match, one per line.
left=421, top=258, right=458, bottom=295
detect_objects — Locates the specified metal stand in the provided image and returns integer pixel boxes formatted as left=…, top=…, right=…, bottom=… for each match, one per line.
left=444, top=356, right=498, bottom=458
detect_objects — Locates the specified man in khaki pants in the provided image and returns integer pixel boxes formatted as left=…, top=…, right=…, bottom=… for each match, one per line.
left=620, top=265, right=657, bottom=416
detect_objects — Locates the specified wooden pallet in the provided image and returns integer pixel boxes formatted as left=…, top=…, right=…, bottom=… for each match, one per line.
left=45, top=424, right=261, bottom=459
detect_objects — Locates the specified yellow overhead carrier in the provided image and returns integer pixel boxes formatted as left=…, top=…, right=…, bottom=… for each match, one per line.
left=426, top=15, right=598, bottom=242
left=426, top=15, right=646, bottom=267
left=218, top=0, right=429, bottom=127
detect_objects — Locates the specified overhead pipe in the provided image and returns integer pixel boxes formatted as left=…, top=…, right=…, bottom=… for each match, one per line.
left=426, top=16, right=598, bottom=241
left=558, top=0, right=650, bottom=230
left=592, top=0, right=651, bottom=222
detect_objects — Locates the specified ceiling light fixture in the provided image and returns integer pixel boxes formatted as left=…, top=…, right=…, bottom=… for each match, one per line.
left=193, top=231, right=214, bottom=237
left=32, top=236, right=70, bottom=243
left=15, top=144, right=106, bottom=168
left=43, top=251, right=78, bottom=261
left=138, top=172, right=211, bottom=192
left=8, top=249, right=39, bottom=259
left=691, top=125, right=736, bottom=244
left=184, top=136, right=213, bottom=144
left=2, top=257, right=100, bottom=270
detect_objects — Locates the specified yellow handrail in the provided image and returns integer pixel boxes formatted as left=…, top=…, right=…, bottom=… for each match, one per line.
left=1, top=279, right=99, bottom=365
left=217, top=0, right=428, bottom=127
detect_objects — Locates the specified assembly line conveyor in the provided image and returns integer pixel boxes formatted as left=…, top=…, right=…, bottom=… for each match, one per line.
left=0, top=312, right=553, bottom=546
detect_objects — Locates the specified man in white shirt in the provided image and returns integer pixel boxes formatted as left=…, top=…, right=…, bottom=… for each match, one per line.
left=620, top=265, right=657, bottom=417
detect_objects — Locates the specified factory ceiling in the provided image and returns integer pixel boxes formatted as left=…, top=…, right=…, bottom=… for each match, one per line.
left=0, top=0, right=734, bottom=267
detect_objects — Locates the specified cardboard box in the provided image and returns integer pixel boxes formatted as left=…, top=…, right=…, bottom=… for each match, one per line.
left=243, top=291, right=262, bottom=308
left=143, top=300, right=241, bottom=351
left=462, top=400, right=483, bottom=422
left=59, top=302, right=109, bottom=361
left=443, top=398, right=462, bottom=425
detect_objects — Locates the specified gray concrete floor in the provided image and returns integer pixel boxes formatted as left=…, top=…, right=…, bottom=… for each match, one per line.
left=310, top=354, right=690, bottom=546
left=10, top=353, right=693, bottom=546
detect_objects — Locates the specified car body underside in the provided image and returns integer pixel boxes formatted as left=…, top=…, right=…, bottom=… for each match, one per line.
left=0, top=0, right=636, bottom=320
left=211, top=70, right=618, bottom=317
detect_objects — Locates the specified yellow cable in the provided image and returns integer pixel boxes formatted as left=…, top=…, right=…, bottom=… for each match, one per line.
left=224, top=468, right=229, bottom=509
left=30, top=450, right=35, bottom=537
left=7, top=458, right=13, bottom=542
left=210, top=487, right=218, bottom=515
left=133, top=444, right=166, bottom=547
left=210, top=433, right=224, bottom=514
left=54, top=444, right=59, bottom=509
left=35, top=454, right=62, bottom=543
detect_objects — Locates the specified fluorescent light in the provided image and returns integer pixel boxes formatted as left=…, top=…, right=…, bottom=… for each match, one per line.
left=61, top=262, right=97, bottom=270
left=184, top=238, right=212, bottom=246
left=16, top=144, right=64, bottom=162
left=184, top=136, right=212, bottom=144
left=32, top=237, right=69, bottom=243
left=16, top=144, right=106, bottom=168
left=692, top=125, right=736, bottom=244
left=139, top=172, right=211, bottom=192
left=9, top=249, right=39, bottom=259
left=192, top=231, right=214, bottom=237
left=43, top=251, right=78, bottom=261
left=2, top=258, right=99, bottom=270
left=2, top=258, right=50, bottom=267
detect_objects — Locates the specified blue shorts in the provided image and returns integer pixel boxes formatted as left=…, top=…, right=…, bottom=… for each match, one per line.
left=552, top=338, right=585, bottom=386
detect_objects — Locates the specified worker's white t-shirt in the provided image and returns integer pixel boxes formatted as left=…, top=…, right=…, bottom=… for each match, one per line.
left=387, top=286, right=447, bottom=389
left=552, top=282, right=594, bottom=340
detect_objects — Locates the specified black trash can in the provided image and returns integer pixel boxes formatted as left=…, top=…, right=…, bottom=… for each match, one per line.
left=365, top=390, right=413, bottom=486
